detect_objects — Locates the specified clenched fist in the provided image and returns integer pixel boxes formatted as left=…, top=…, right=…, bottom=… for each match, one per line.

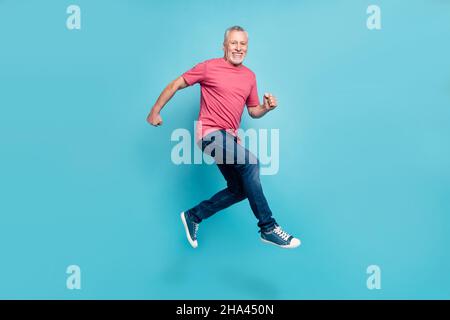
left=147, top=111, right=163, bottom=126
left=263, top=93, right=277, bottom=111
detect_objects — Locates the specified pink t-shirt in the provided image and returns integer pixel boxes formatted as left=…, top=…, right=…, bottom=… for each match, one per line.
left=182, top=57, right=260, bottom=141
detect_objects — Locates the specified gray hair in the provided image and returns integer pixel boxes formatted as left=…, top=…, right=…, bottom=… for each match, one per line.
left=223, top=25, right=248, bottom=44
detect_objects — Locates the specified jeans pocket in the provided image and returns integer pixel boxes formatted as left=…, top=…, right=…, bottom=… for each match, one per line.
left=201, top=135, right=216, bottom=151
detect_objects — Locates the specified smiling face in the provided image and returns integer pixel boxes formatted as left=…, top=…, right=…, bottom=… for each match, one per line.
left=223, top=30, right=248, bottom=66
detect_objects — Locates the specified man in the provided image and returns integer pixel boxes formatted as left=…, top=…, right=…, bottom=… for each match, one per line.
left=147, top=26, right=300, bottom=249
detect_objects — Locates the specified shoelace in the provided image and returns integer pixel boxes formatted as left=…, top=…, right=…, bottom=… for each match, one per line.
left=273, top=226, right=290, bottom=241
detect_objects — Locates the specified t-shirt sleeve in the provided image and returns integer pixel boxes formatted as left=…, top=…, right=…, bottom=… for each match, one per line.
left=246, top=75, right=260, bottom=107
left=181, top=61, right=207, bottom=86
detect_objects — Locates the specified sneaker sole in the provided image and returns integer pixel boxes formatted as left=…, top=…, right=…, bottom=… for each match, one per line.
left=181, top=212, right=198, bottom=249
left=261, top=237, right=301, bottom=249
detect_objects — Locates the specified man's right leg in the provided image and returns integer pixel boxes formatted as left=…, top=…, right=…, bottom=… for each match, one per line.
left=181, top=165, right=246, bottom=248
left=185, top=162, right=247, bottom=224
left=182, top=131, right=247, bottom=248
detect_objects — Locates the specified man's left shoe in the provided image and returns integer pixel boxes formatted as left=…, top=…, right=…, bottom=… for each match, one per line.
left=260, top=225, right=301, bottom=249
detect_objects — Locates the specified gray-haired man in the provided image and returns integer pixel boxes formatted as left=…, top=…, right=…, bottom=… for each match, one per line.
left=147, top=26, right=301, bottom=249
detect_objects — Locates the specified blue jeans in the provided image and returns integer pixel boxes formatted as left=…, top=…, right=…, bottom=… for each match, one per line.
left=186, top=130, right=277, bottom=232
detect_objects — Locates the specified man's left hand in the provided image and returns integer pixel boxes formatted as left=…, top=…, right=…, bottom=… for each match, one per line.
left=263, top=93, right=278, bottom=111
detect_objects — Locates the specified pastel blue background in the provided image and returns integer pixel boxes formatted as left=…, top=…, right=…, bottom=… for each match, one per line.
left=1, top=0, right=449, bottom=299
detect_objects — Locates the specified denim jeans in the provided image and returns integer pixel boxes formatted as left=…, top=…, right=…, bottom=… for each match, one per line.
left=186, top=130, right=276, bottom=232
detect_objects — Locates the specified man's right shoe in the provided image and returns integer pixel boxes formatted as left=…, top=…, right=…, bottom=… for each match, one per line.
left=181, top=211, right=199, bottom=248
left=260, top=225, right=301, bottom=249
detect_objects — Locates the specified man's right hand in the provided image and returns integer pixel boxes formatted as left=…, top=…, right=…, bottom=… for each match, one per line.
left=146, top=76, right=188, bottom=127
left=147, top=111, right=163, bottom=126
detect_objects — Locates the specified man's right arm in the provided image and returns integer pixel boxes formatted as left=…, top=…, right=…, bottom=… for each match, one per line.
left=146, top=76, right=188, bottom=126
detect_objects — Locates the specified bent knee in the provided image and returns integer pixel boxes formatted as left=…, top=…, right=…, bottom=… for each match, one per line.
left=229, top=185, right=246, bottom=199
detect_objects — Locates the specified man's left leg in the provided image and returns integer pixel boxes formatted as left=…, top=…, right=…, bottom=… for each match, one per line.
left=232, top=138, right=301, bottom=249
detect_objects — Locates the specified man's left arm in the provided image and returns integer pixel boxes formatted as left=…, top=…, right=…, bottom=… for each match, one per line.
left=247, top=93, right=278, bottom=119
